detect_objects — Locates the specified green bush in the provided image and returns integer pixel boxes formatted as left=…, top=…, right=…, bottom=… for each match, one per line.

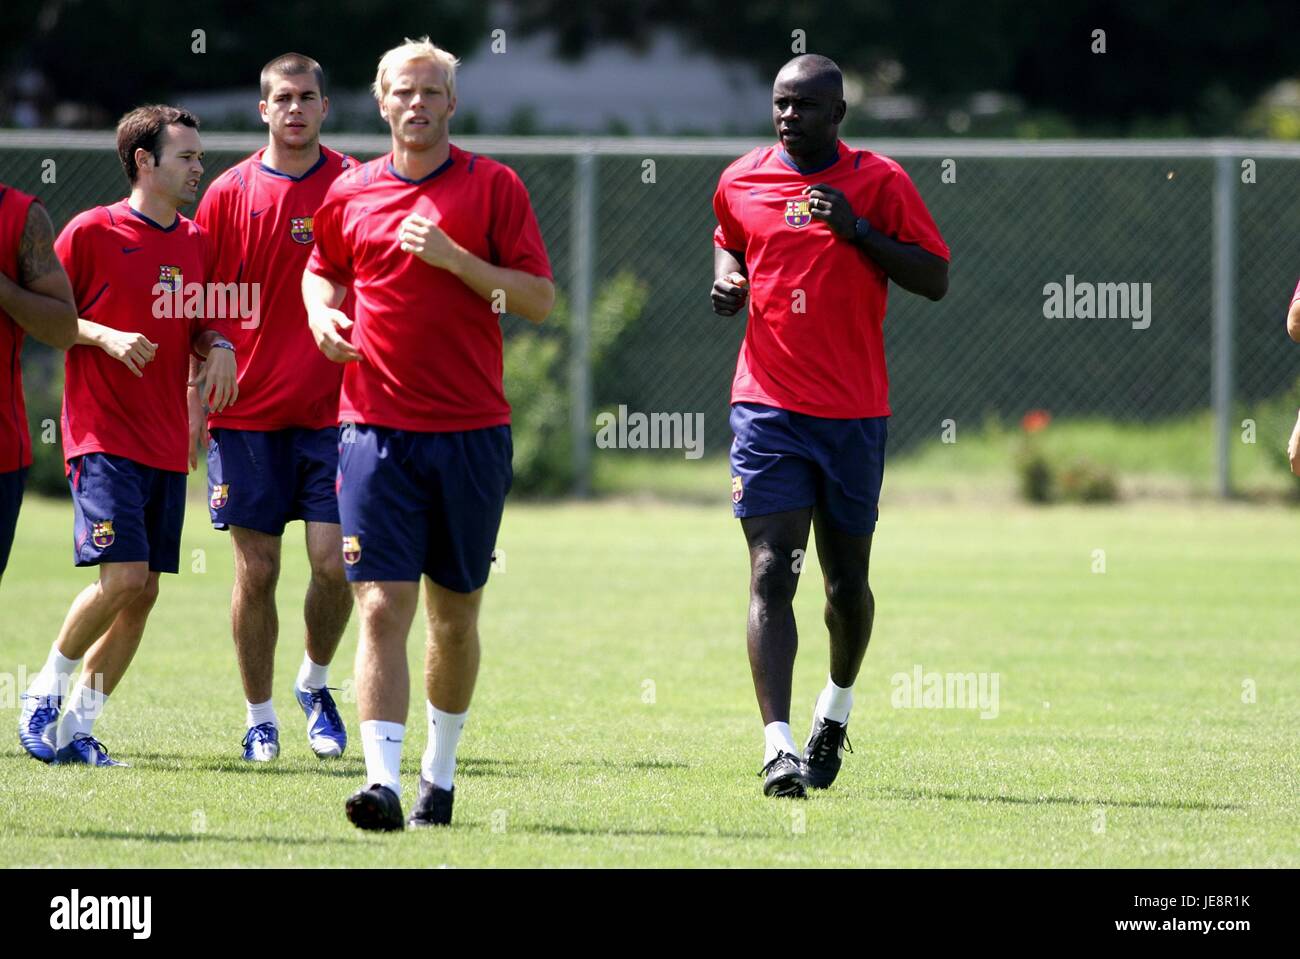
left=1058, top=458, right=1120, bottom=502
left=1016, top=445, right=1055, bottom=503
left=1253, top=375, right=1300, bottom=499
left=504, top=271, right=647, bottom=495
left=21, top=341, right=69, bottom=498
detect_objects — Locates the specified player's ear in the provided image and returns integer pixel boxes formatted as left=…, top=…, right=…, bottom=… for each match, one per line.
left=833, top=99, right=847, bottom=125
left=447, top=95, right=457, bottom=119
left=134, top=146, right=154, bottom=177
left=258, top=100, right=270, bottom=125
left=320, top=96, right=330, bottom=121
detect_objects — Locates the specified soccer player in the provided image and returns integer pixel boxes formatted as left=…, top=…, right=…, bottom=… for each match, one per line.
left=16, top=105, right=238, bottom=766
left=0, top=183, right=78, bottom=583
left=303, top=37, right=553, bottom=829
left=710, top=55, right=949, bottom=797
left=194, top=53, right=355, bottom=763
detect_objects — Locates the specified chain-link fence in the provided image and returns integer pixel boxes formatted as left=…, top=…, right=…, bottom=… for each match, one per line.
left=2, top=132, right=1297, bottom=497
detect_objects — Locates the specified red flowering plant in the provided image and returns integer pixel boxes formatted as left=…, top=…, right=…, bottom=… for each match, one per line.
left=1017, top=409, right=1054, bottom=503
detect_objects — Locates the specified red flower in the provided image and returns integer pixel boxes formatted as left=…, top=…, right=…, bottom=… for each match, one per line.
left=1021, top=410, right=1052, bottom=433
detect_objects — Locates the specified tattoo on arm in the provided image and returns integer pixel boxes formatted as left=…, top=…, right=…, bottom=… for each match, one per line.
left=18, top=203, right=62, bottom=287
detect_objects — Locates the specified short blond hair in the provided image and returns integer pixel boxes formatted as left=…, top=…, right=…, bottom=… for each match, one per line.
left=372, top=37, right=460, bottom=101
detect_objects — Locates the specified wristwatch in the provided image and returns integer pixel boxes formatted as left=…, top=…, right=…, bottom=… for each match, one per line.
left=210, top=339, right=235, bottom=353
left=853, top=217, right=872, bottom=243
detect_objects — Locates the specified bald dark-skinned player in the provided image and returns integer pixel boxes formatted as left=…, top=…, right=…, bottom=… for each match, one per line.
left=711, top=54, right=949, bottom=797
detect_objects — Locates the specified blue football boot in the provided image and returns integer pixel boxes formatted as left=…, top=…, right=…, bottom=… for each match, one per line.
left=53, top=733, right=128, bottom=767
left=295, top=685, right=346, bottom=758
left=17, top=692, right=62, bottom=763
left=241, top=721, right=280, bottom=762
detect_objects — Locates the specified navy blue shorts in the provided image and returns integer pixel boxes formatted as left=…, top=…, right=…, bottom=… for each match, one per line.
left=207, top=427, right=340, bottom=535
left=336, top=424, right=512, bottom=592
left=69, top=454, right=187, bottom=573
left=0, top=467, right=27, bottom=577
left=729, top=402, right=888, bottom=536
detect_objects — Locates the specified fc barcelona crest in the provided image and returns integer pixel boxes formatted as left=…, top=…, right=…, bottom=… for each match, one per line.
left=158, top=265, right=182, bottom=291
left=731, top=475, right=744, bottom=503
left=342, top=535, right=361, bottom=566
left=290, top=216, right=314, bottom=244
left=784, top=199, right=812, bottom=228
left=91, top=521, right=115, bottom=549
left=210, top=484, right=229, bottom=510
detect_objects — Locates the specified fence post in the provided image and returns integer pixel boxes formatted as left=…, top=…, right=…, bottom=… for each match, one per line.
left=569, top=148, right=596, bottom=497
left=1211, top=152, right=1236, bottom=499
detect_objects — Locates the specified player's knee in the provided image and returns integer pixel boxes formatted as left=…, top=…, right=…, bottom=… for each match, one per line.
left=236, top=550, right=280, bottom=594
left=429, top=601, right=480, bottom=647
left=134, top=576, right=161, bottom=611
left=309, top=551, right=348, bottom=591
left=356, top=590, right=412, bottom=637
left=100, top=565, right=151, bottom=605
left=750, top=548, right=799, bottom=608
left=824, top=574, right=870, bottom=616
left=430, top=619, right=478, bottom=650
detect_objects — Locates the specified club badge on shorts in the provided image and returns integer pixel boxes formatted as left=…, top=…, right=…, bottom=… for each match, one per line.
left=290, top=216, right=314, bottom=244
left=210, top=484, right=229, bottom=510
left=731, top=475, right=744, bottom=503
left=342, top=535, right=361, bottom=566
left=91, top=521, right=115, bottom=549
left=784, top=199, right=812, bottom=228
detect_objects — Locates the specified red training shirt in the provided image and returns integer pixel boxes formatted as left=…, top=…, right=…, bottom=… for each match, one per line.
left=713, top=140, right=949, bottom=419
left=195, top=146, right=355, bottom=431
left=55, top=200, right=217, bottom=473
left=0, top=183, right=38, bottom=473
left=307, top=145, right=553, bottom=432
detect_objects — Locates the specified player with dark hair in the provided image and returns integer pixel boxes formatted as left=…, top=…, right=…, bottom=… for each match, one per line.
left=711, top=55, right=949, bottom=797
left=15, top=105, right=238, bottom=766
left=194, top=53, right=355, bottom=763
left=0, top=184, right=77, bottom=584
left=304, top=37, right=554, bottom=829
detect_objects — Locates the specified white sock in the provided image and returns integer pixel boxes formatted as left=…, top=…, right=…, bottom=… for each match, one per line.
left=246, top=699, right=278, bottom=729
left=422, top=703, right=467, bottom=790
left=816, top=676, right=854, bottom=724
left=763, top=721, right=798, bottom=765
left=360, top=720, right=404, bottom=798
left=29, top=645, right=81, bottom=700
left=296, top=654, right=329, bottom=692
left=56, top=683, right=108, bottom=749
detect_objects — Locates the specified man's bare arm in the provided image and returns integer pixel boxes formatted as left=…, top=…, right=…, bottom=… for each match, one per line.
left=0, top=204, right=77, bottom=349
left=453, top=255, right=555, bottom=326
left=303, top=268, right=361, bottom=363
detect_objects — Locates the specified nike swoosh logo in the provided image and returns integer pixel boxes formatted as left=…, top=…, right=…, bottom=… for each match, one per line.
left=250, top=207, right=269, bottom=218
left=122, top=246, right=142, bottom=254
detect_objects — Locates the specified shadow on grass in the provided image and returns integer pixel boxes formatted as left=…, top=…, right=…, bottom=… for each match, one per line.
left=876, top=785, right=1244, bottom=811
left=31, top=827, right=372, bottom=846
left=560, top=759, right=690, bottom=770
left=508, top=822, right=764, bottom=840
left=117, top=755, right=538, bottom=779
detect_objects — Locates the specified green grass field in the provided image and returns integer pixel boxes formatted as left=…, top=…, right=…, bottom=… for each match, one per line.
left=2, top=489, right=1298, bottom=867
